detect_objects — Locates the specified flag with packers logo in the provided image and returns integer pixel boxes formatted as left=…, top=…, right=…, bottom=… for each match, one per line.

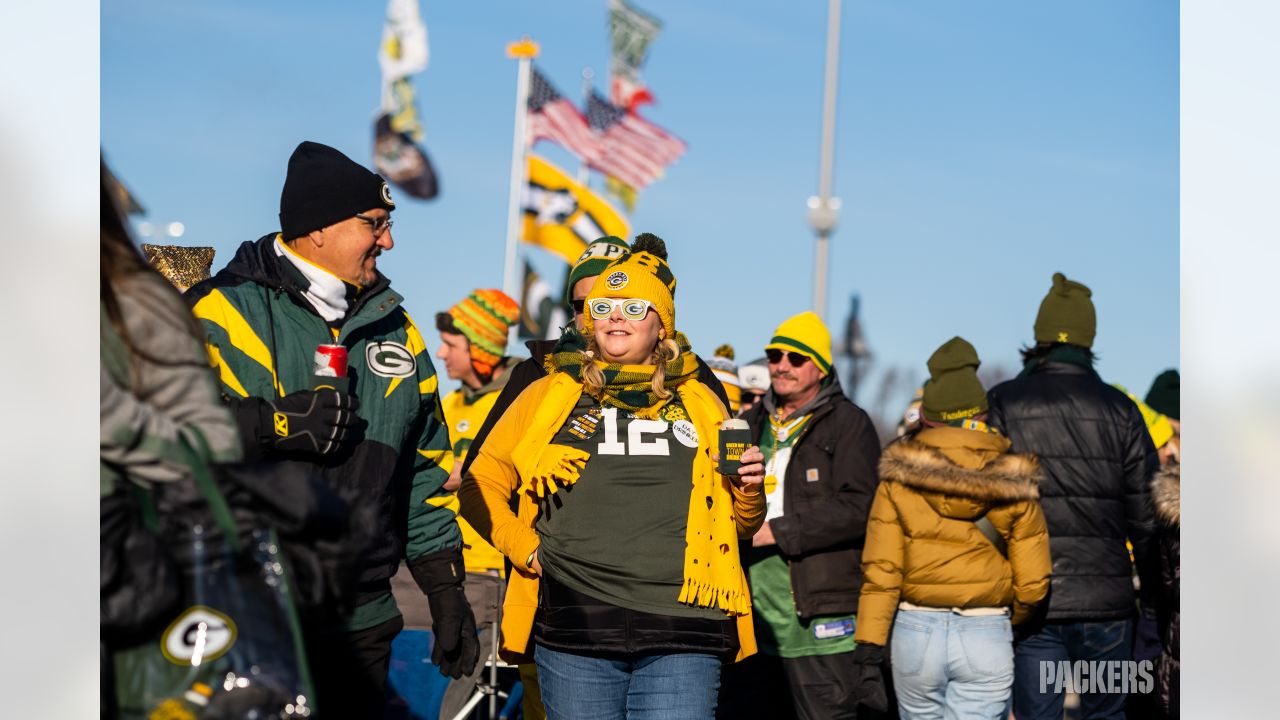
left=521, top=154, right=630, bottom=264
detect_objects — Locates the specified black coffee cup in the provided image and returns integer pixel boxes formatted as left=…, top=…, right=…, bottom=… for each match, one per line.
left=718, top=419, right=752, bottom=475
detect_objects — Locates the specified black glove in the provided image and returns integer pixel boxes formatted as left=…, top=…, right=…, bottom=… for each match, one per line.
left=409, top=547, right=480, bottom=679
left=851, top=642, right=889, bottom=713
left=263, top=389, right=360, bottom=456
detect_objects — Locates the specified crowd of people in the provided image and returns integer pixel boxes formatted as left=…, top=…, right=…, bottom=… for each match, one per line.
left=101, top=141, right=1180, bottom=720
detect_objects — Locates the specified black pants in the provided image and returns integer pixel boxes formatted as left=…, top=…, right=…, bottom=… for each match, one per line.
left=303, top=615, right=404, bottom=719
left=720, top=650, right=890, bottom=720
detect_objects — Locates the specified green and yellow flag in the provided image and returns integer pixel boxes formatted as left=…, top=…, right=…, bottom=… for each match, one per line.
left=521, top=155, right=629, bottom=264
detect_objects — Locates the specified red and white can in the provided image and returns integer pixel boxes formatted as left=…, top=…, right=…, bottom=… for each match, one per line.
left=314, top=344, right=348, bottom=378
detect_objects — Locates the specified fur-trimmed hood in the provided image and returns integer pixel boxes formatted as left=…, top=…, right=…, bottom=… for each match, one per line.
left=1151, top=464, right=1180, bottom=526
left=880, top=436, right=1041, bottom=519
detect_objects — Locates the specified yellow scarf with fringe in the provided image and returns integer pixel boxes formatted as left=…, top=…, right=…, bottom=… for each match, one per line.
left=512, top=371, right=753, bottom=616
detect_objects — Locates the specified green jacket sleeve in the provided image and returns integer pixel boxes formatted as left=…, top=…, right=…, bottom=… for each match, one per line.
left=404, top=347, right=463, bottom=561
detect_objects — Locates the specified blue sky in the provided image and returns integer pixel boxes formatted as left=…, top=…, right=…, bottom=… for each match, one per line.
left=101, top=0, right=1178, bottom=417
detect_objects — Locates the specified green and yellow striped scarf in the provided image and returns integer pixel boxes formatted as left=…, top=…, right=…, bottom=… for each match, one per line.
left=545, top=328, right=700, bottom=419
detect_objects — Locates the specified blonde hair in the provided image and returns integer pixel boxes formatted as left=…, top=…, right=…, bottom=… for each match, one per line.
left=581, top=335, right=681, bottom=401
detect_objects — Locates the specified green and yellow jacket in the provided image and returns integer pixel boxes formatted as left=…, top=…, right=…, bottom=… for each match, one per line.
left=187, top=233, right=459, bottom=630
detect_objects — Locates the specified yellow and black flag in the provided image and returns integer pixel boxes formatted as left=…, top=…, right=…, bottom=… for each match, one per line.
left=521, top=155, right=629, bottom=264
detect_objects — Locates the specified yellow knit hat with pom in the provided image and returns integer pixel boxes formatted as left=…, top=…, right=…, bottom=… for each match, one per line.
left=583, top=233, right=677, bottom=338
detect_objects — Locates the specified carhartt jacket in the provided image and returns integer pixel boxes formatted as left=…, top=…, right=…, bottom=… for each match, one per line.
left=741, top=376, right=882, bottom=619
left=187, top=234, right=460, bottom=628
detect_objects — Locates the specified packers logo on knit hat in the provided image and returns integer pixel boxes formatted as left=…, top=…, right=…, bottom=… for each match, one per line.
left=380, top=181, right=395, bottom=207
left=605, top=271, right=629, bottom=290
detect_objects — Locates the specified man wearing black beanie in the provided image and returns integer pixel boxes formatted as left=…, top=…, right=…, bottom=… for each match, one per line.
left=187, top=141, right=478, bottom=716
left=987, top=272, right=1160, bottom=720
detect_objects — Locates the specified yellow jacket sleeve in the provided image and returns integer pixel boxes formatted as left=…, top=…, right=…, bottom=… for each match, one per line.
left=1008, top=499, right=1052, bottom=625
left=730, top=483, right=766, bottom=538
left=458, top=378, right=547, bottom=574
left=854, top=483, right=905, bottom=645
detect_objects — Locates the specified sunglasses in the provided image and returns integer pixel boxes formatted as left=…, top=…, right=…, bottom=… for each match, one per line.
left=569, top=299, right=586, bottom=315
left=588, top=297, right=654, bottom=321
left=766, top=349, right=811, bottom=367
left=355, top=213, right=393, bottom=237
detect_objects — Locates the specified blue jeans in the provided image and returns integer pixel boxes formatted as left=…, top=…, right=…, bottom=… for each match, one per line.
left=890, top=610, right=1014, bottom=720
left=534, top=645, right=721, bottom=720
left=1011, top=619, right=1134, bottom=720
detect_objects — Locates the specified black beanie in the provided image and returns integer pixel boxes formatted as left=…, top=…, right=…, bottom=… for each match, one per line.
left=279, top=141, right=395, bottom=240
left=1034, top=272, right=1096, bottom=348
left=1145, top=369, right=1180, bottom=420
left=922, top=336, right=988, bottom=422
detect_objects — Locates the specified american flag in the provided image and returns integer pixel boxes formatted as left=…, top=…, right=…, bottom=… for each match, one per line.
left=585, top=91, right=687, bottom=190
left=528, top=66, right=603, bottom=162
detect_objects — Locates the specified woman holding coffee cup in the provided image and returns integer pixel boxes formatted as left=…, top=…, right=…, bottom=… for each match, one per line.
left=460, top=234, right=765, bottom=719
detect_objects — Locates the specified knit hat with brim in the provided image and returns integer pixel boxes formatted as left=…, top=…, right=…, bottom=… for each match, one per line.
left=706, top=345, right=742, bottom=412
left=922, top=336, right=988, bottom=422
left=1145, top=369, right=1180, bottom=420
left=279, top=141, right=395, bottom=240
left=765, top=311, right=833, bottom=375
left=442, top=289, right=520, bottom=377
left=567, top=236, right=631, bottom=298
left=1034, top=272, right=1096, bottom=348
left=583, top=234, right=678, bottom=338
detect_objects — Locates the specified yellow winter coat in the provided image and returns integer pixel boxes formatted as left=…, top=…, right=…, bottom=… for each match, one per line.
left=854, top=426, right=1052, bottom=646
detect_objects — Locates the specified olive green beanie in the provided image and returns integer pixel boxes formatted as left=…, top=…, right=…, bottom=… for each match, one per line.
left=1034, top=272, right=1096, bottom=348
left=922, top=336, right=988, bottom=422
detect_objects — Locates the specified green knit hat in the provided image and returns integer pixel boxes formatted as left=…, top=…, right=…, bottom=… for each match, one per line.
left=1145, top=369, right=1180, bottom=420
left=922, top=336, right=988, bottom=422
left=566, top=236, right=630, bottom=298
left=1034, top=272, right=1096, bottom=348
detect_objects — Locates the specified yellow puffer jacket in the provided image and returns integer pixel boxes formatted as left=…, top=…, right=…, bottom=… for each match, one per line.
left=854, top=426, right=1052, bottom=646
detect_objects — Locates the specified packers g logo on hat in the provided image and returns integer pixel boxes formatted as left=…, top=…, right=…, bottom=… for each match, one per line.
left=380, top=181, right=395, bottom=207
left=605, top=271, right=629, bottom=290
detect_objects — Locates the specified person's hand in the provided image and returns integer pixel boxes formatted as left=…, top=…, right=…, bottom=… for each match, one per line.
left=752, top=521, right=776, bottom=547
left=851, top=643, right=889, bottom=712
left=443, top=461, right=462, bottom=492
left=409, top=547, right=480, bottom=679
left=266, top=389, right=360, bottom=456
left=529, top=549, right=543, bottom=577
left=732, top=446, right=765, bottom=491
left=428, top=586, right=480, bottom=679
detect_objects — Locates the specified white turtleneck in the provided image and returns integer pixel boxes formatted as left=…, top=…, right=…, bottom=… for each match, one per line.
left=273, top=236, right=352, bottom=323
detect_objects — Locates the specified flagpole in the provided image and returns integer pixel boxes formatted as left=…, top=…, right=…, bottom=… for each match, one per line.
left=503, top=37, right=540, bottom=309
left=808, top=0, right=842, bottom=323
left=578, top=66, right=594, bottom=186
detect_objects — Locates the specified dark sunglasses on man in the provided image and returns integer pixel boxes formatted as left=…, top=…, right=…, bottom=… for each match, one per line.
left=766, top=349, right=811, bottom=367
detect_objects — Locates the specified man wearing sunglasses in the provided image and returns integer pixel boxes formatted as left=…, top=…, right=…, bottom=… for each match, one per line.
left=187, top=141, right=478, bottom=716
left=719, top=311, right=882, bottom=720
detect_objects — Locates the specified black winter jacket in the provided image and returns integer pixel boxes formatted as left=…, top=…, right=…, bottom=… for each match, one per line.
left=987, top=360, right=1160, bottom=621
left=742, top=377, right=882, bottom=619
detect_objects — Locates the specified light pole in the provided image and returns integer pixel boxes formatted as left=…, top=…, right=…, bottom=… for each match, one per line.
left=808, top=0, right=843, bottom=323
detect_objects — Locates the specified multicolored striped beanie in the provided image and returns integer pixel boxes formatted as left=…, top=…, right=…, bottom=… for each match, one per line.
left=443, top=289, right=520, bottom=377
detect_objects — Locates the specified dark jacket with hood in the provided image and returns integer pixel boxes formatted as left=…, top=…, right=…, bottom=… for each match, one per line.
left=460, top=337, right=730, bottom=479
left=987, top=353, right=1160, bottom=621
left=186, top=233, right=460, bottom=630
left=1152, top=464, right=1180, bottom=717
left=741, top=374, right=882, bottom=619
left=854, top=426, right=1052, bottom=646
